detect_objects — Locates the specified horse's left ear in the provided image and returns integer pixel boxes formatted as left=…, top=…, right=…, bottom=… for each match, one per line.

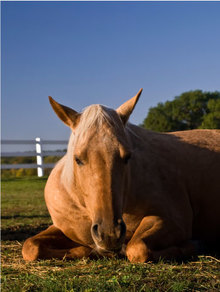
left=49, top=96, right=81, bottom=130
left=116, top=88, right=143, bottom=125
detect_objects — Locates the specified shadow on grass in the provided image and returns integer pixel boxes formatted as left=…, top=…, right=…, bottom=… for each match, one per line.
left=1, top=177, right=48, bottom=182
left=1, top=223, right=50, bottom=241
left=2, top=214, right=50, bottom=219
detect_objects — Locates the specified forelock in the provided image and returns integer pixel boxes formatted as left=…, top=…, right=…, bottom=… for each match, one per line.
left=74, top=104, right=121, bottom=142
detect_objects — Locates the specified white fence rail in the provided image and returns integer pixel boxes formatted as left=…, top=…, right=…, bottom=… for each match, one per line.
left=1, top=138, right=68, bottom=177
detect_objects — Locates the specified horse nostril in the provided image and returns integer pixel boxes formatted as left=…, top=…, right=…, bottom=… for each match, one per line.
left=92, top=220, right=126, bottom=248
left=91, top=223, right=101, bottom=241
left=115, top=219, right=126, bottom=240
left=121, top=220, right=126, bottom=237
left=92, top=224, right=98, bottom=235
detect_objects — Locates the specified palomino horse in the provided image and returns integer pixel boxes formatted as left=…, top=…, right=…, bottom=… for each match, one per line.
left=22, top=89, right=220, bottom=262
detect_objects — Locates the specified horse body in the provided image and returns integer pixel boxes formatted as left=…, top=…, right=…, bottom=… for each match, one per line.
left=22, top=90, right=220, bottom=262
left=126, top=126, right=220, bottom=243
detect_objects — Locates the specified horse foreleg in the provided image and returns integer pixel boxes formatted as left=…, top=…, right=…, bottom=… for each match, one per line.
left=126, top=216, right=196, bottom=263
left=22, top=225, right=93, bottom=261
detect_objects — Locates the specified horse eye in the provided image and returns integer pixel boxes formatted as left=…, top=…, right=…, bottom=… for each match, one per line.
left=123, top=153, right=132, bottom=164
left=75, top=156, right=84, bottom=166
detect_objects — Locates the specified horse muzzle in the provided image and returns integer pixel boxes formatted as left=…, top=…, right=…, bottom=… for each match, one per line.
left=91, top=219, right=126, bottom=253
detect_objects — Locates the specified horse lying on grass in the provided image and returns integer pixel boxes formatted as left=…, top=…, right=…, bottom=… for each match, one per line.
left=22, top=89, right=220, bottom=262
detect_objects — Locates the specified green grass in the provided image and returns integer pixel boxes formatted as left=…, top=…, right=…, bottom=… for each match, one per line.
left=1, top=177, right=220, bottom=291
left=1, top=177, right=51, bottom=230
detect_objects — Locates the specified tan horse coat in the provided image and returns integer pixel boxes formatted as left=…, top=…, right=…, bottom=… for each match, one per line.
left=22, top=89, right=220, bottom=262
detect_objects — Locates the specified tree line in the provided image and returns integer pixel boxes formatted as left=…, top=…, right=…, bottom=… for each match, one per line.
left=142, top=90, right=220, bottom=132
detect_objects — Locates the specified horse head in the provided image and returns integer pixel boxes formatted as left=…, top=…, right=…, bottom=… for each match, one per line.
left=49, top=89, right=142, bottom=253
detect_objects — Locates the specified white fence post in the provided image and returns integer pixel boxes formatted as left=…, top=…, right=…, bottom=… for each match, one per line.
left=35, top=137, right=44, bottom=177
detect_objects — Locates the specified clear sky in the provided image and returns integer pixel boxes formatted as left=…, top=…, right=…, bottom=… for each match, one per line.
left=2, top=1, right=220, bottom=142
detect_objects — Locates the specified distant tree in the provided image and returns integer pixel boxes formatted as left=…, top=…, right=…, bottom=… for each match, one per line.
left=142, top=90, right=220, bottom=132
left=200, top=98, right=220, bottom=129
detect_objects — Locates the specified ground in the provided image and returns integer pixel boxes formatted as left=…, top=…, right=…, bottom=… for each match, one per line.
left=1, top=177, right=220, bottom=291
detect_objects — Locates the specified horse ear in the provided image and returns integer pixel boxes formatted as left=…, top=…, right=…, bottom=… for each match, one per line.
left=49, top=96, right=81, bottom=129
left=116, top=88, right=143, bottom=125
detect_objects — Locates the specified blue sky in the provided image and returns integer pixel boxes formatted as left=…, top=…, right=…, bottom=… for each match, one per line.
left=2, top=1, right=220, bottom=142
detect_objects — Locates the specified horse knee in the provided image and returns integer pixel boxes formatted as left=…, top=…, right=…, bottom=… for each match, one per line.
left=22, top=237, right=42, bottom=261
left=126, top=240, right=149, bottom=263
